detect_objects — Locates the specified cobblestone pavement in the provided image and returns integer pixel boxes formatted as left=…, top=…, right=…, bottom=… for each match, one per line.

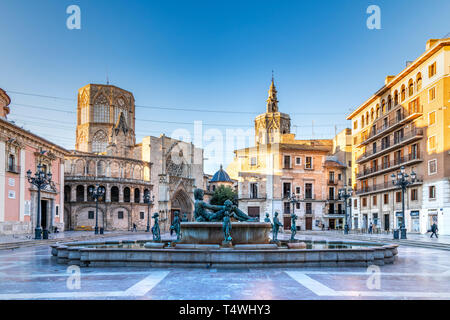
left=1, top=233, right=450, bottom=300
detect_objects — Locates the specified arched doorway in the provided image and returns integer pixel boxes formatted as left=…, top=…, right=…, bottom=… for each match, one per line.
left=170, top=189, right=193, bottom=222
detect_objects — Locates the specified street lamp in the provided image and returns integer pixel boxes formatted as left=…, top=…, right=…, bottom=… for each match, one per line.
left=391, top=166, right=416, bottom=239
left=144, top=191, right=155, bottom=232
left=288, top=192, right=299, bottom=216
left=26, top=163, right=53, bottom=240
left=88, top=185, right=105, bottom=234
left=338, top=186, right=353, bottom=235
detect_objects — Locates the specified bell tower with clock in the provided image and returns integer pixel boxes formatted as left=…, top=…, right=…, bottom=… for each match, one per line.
left=75, top=84, right=136, bottom=157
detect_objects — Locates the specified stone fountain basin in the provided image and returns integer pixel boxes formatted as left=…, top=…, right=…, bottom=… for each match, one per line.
left=180, top=222, right=271, bottom=244
left=50, top=239, right=398, bottom=268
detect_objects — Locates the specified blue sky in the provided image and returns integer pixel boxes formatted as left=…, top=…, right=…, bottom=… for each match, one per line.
left=1, top=0, right=449, bottom=174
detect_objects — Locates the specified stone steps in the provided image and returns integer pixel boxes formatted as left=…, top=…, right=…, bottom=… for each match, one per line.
left=0, top=232, right=138, bottom=251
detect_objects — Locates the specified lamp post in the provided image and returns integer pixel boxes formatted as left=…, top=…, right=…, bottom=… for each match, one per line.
left=26, top=164, right=53, bottom=240
left=288, top=193, right=299, bottom=217
left=391, top=166, right=416, bottom=239
left=338, top=186, right=353, bottom=235
left=144, top=191, right=154, bottom=232
left=88, top=185, right=105, bottom=234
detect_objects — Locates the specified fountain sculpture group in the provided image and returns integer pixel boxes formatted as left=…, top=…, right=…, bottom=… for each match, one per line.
left=50, top=188, right=399, bottom=268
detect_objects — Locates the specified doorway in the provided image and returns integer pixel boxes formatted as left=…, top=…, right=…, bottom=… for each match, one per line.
left=329, top=219, right=335, bottom=230
left=305, top=217, right=312, bottom=230
left=284, top=216, right=291, bottom=231
left=41, top=200, right=48, bottom=229
left=247, top=207, right=260, bottom=220
left=384, top=214, right=390, bottom=231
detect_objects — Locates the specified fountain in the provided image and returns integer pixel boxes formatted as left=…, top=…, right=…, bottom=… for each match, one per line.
left=51, top=188, right=398, bottom=268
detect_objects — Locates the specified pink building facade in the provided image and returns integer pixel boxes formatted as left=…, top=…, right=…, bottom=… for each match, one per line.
left=0, top=89, right=68, bottom=235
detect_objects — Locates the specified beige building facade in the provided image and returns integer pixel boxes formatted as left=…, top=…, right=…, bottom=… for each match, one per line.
left=347, top=37, right=450, bottom=235
left=228, top=79, right=349, bottom=230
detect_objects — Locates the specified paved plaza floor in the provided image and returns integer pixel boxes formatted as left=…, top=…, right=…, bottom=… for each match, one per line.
left=1, top=232, right=450, bottom=300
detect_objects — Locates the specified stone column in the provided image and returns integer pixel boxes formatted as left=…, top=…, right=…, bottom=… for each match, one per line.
left=105, top=183, right=111, bottom=202
left=83, top=184, right=87, bottom=202
left=119, top=186, right=124, bottom=203
left=71, top=185, right=76, bottom=202
left=131, top=188, right=135, bottom=203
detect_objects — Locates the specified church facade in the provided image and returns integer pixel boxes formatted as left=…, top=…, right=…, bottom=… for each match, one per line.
left=64, top=84, right=204, bottom=232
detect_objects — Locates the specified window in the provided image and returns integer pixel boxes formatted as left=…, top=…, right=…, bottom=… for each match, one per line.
left=329, top=171, right=335, bottom=183
left=353, top=199, right=357, bottom=208
left=305, top=183, right=313, bottom=199
left=428, top=62, right=436, bottom=78
left=295, top=186, right=301, bottom=194
left=383, top=194, right=389, bottom=205
left=94, top=103, right=110, bottom=123
left=395, top=192, right=402, bottom=203
left=283, top=155, right=291, bottom=169
left=88, top=211, right=94, bottom=219
left=140, top=212, right=145, bottom=220
left=428, top=159, right=437, bottom=175
left=250, top=157, right=257, bottom=166
left=429, top=87, right=436, bottom=101
left=429, top=111, right=436, bottom=126
left=305, top=203, right=312, bottom=214
left=295, top=157, right=302, bottom=165
left=411, top=189, right=418, bottom=201
left=429, top=186, right=436, bottom=199
left=353, top=121, right=358, bottom=129
left=328, top=187, right=335, bottom=200
left=408, top=98, right=420, bottom=114
left=416, top=73, right=422, bottom=91
left=250, top=183, right=258, bottom=199
left=362, top=197, right=367, bottom=207
left=283, top=202, right=291, bottom=214
left=338, top=173, right=342, bottom=181
left=296, top=202, right=300, bottom=209
left=372, top=195, right=377, bottom=206
left=118, top=211, right=124, bottom=219
left=56, top=205, right=59, bottom=216
left=305, top=156, right=313, bottom=169
left=401, top=85, right=406, bottom=102
left=408, top=79, right=414, bottom=96
left=283, top=183, right=291, bottom=198
left=428, top=136, right=436, bottom=151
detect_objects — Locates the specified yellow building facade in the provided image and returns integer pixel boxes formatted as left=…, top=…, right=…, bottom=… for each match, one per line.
left=347, top=37, right=450, bottom=235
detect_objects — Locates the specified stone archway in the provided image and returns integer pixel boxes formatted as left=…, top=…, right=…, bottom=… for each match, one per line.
left=170, top=189, right=193, bottom=222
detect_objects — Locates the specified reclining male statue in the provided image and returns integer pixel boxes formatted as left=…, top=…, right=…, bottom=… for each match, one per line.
left=193, top=188, right=257, bottom=222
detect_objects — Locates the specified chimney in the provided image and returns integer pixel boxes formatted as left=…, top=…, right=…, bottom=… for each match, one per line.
left=385, top=75, right=395, bottom=85
left=426, top=39, right=439, bottom=50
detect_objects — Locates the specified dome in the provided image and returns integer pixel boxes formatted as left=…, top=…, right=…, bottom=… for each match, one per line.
left=210, top=165, right=232, bottom=183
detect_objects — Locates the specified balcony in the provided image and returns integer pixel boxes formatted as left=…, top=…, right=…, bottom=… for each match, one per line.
left=356, top=176, right=423, bottom=195
left=327, top=179, right=337, bottom=185
left=356, top=128, right=423, bottom=164
left=356, top=152, right=422, bottom=180
left=6, top=164, right=20, bottom=174
left=356, top=105, right=423, bottom=146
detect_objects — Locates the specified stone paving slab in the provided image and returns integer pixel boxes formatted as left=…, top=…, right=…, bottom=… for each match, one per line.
left=0, top=233, right=450, bottom=300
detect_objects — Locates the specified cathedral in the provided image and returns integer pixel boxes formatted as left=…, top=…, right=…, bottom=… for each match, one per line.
left=64, top=84, right=204, bottom=232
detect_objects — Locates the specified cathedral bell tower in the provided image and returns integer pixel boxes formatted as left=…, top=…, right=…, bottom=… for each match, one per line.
left=75, top=84, right=136, bottom=157
left=254, top=76, right=291, bottom=145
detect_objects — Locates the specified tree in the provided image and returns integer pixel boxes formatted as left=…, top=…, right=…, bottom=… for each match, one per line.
left=210, top=185, right=237, bottom=206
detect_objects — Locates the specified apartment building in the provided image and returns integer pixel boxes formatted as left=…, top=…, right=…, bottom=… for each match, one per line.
left=347, top=37, right=450, bottom=235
